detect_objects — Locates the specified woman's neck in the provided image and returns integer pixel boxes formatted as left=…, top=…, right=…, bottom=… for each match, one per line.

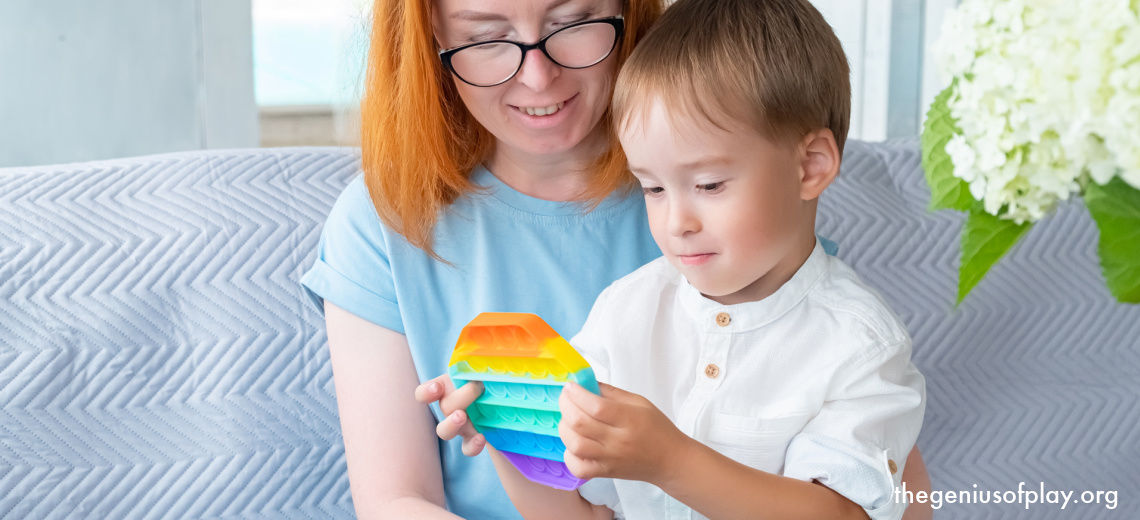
left=484, top=131, right=607, bottom=202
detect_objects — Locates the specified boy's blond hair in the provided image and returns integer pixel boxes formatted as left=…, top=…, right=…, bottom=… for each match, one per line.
left=613, top=0, right=851, bottom=156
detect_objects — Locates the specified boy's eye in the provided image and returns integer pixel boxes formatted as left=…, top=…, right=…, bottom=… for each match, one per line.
left=642, top=186, right=664, bottom=196
left=698, top=182, right=724, bottom=192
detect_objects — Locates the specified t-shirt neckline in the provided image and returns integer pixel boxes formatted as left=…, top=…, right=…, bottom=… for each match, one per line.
left=471, top=164, right=635, bottom=218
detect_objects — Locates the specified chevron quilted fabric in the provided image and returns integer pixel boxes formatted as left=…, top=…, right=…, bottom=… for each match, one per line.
left=1, top=142, right=1137, bottom=519
left=0, top=149, right=363, bottom=519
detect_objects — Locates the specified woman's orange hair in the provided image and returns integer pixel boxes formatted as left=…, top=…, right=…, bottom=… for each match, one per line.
left=361, top=0, right=665, bottom=260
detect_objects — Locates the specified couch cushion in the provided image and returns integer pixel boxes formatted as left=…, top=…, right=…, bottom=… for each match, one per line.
left=1, top=148, right=362, bottom=518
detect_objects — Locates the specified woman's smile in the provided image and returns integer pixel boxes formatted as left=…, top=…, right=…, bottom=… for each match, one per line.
left=508, top=93, right=578, bottom=129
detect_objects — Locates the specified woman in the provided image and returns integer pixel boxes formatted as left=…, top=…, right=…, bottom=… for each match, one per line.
left=300, top=0, right=933, bottom=518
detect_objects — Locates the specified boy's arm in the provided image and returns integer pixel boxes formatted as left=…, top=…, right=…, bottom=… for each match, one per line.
left=560, top=336, right=923, bottom=520
left=779, top=338, right=925, bottom=520
left=669, top=338, right=924, bottom=520
left=485, top=446, right=614, bottom=520
left=559, top=383, right=868, bottom=520
left=656, top=439, right=870, bottom=520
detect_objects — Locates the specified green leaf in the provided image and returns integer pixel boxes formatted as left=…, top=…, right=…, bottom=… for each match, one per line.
left=958, top=209, right=1033, bottom=305
left=1085, top=177, right=1140, bottom=303
left=921, top=82, right=976, bottom=212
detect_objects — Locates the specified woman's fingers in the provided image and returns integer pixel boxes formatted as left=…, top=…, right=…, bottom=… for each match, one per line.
left=435, top=409, right=472, bottom=441
left=439, top=380, right=484, bottom=415
left=414, top=374, right=452, bottom=404
left=414, top=375, right=482, bottom=419
left=461, top=432, right=486, bottom=457
left=436, top=409, right=486, bottom=456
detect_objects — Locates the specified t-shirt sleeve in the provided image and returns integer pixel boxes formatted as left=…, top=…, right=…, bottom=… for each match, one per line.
left=782, top=337, right=926, bottom=520
left=299, top=175, right=405, bottom=333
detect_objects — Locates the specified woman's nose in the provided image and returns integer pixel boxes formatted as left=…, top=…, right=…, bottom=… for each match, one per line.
left=514, top=48, right=561, bottom=91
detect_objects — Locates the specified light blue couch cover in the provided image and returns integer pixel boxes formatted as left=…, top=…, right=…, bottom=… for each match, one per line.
left=1, top=141, right=1136, bottom=519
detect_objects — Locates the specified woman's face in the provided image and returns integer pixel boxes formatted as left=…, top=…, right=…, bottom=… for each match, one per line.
left=433, top=0, right=623, bottom=161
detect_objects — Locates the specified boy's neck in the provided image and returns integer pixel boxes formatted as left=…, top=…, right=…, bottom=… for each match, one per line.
left=702, top=232, right=819, bottom=306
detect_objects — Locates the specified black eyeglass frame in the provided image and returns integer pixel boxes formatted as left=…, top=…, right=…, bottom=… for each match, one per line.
left=438, top=15, right=626, bottom=87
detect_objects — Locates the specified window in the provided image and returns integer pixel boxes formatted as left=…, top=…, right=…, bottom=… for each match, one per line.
left=252, top=0, right=371, bottom=145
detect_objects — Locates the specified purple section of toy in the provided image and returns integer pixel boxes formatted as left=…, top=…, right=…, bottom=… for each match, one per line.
left=501, top=451, right=588, bottom=491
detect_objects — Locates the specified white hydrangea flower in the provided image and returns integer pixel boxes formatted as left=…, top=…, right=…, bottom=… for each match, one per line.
left=934, top=0, right=1140, bottom=223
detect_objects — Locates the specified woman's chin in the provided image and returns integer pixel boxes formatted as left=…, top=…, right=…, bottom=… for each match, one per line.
left=510, top=131, right=592, bottom=157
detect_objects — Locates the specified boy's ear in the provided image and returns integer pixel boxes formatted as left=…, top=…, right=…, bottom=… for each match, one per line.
left=798, top=129, right=841, bottom=201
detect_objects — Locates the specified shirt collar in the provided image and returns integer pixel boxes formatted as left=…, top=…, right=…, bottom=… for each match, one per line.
left=676, top=239, right=830, bottom=333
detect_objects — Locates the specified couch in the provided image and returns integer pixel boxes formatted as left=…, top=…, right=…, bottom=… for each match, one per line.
left=1, top=141, right=1136, bottom=519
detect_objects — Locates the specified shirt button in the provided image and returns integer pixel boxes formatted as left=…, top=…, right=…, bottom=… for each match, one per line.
left=704, top=363, right=720, bottom=378
left=715, top=312, right=731, bottom=327
left=888, top=459, right=898, bottom=474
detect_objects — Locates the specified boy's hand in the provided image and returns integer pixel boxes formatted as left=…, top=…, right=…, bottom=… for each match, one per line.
left=414, top=374, right=487, bottom=456
left=559, top=381, right=694, bottom=487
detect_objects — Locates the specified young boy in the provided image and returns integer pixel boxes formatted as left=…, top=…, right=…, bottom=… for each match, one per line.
left=472, top=0, right=925, bottom=518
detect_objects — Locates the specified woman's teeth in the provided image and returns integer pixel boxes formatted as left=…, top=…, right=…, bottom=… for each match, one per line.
left=520, top=101, right=565, bottom=116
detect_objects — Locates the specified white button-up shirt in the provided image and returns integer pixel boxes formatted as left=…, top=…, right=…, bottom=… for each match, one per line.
left=572, top=240, right=925, bottom=520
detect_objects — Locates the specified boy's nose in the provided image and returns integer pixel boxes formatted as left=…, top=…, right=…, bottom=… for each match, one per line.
left=514, top=48, right=561, bottom=92
left=666, top=200, right=701, bottom=237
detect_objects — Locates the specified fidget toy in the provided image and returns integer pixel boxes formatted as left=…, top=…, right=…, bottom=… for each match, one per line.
left=448, top=312, right=600, bottom=490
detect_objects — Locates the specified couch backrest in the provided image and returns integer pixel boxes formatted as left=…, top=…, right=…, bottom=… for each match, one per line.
left=1, top=143, right=1136, bottom=519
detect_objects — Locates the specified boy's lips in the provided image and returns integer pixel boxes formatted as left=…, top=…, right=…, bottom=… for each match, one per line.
left=679, top=253, right=716, bottom=266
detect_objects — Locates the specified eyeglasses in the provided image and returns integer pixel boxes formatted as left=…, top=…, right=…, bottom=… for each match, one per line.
left=439, top=15, right=625, bottom=87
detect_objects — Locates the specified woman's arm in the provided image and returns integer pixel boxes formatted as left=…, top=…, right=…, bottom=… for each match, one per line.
left=484, top=446, right=613, bottom=520
left=325, top=301, right=462, bottom=520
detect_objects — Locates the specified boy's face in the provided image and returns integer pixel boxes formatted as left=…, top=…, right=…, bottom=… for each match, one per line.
left=620, top=100, right=828, bottom=305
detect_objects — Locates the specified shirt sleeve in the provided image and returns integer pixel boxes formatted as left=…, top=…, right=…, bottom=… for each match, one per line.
left=577, top=478, right=625, bottom=519
left=299, top=175, right=405, bottom=333
left=567, top=284, right=621, bottom=384
left=782, top=338, right=926, bottom=520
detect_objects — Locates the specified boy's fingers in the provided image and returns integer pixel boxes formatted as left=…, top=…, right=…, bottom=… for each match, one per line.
left=439, top=380, right=484, bottom=415
left=559, top=391, right=608, bottom=444
left=598, top=383, right=648, bottom=407
left=559, top=419, right=608, bottom=460
left=564, top=450, right=607, bottom=480
left=597, top=382, right=631, bottom=399
left=562, top=382, right=621, bottom=426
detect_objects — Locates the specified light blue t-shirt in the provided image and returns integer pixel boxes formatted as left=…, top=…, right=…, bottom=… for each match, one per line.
left=299, top=165, right=838, bottom=518
left=300, top=165, right=660, bottom=519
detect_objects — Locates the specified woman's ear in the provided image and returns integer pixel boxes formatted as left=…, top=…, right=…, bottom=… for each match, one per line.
left=798, top=129, right=841, bottom=201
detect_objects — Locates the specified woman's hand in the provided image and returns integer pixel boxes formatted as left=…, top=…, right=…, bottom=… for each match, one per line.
left=415, top=374, right=488, bottom=457
left=558, top=382, right=694, bottom=487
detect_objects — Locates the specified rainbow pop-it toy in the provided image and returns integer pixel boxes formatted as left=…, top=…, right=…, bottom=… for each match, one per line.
left=448, top=312, right=600, bottom=490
